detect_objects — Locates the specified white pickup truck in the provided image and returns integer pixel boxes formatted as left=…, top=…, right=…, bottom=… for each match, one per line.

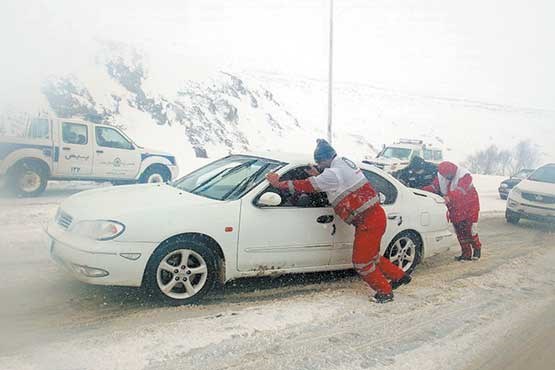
left=0, top=117, right=179, bottom=197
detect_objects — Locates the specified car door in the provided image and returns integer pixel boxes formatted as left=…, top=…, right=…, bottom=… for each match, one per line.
left=331, top=169, right=404, bottom=266
left=93, top=126, right=141, bottom=179
left=57, top=121, right=93, bottom=177
left=237, top=166, right=334, bottom=272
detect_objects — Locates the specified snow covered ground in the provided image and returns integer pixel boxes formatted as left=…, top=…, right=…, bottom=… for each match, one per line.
left=0, top=173, right=553, bottom=370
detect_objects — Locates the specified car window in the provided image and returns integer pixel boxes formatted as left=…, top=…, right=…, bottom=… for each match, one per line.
left=62, top=122, right=88, bottom=145
left=95, top=126, right=133, bottom=150
left=28, top=118, right=50, bottom=139
left=362, top=170, right=398, bottom=205
left=528, top=166, right=555, bottom=184
left=174, top=155, right=283, bottom=200
left=260, top=166, right=330, bottom=208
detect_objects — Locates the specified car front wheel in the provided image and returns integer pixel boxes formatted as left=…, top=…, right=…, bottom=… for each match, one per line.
left=385, top=231, right=422, bottom=275
left=506, top=209, right=520, bottom=225
left=144, top=238, right=219, bottom=305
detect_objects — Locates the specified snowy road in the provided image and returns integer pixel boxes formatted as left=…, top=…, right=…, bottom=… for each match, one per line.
left=0, top=186, right=554, bottom=370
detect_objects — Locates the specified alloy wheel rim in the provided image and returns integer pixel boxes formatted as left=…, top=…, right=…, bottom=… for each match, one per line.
left=156, top=249, right=208, bottom=299
left=387, top=237, right=416, bottom=272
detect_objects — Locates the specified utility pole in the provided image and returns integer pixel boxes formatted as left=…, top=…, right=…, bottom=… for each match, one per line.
left=327, top=0, right=334, bottom=144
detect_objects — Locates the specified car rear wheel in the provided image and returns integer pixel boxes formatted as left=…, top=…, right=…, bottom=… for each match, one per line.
left=385, top=231, right=422, bottom=275
left=144, top=238, right=219, bottom=305
left=8, top=161, right=48, bottom=197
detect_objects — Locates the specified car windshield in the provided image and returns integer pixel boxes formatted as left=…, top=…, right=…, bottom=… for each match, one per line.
left=380, top=147, right=412, bottom=160
left=528, top=166, right=555, bottom=184
left=172, top=155, right=283, bottom=200
left=514, top=170, right=533, bottom=179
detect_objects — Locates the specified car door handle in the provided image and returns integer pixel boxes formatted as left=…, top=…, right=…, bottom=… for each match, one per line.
left=317, top=215, right=334, bottom=224
left=62, top=147, right=71, bottom=151
left=96, top=150, right=104, bottom=154
left=388, top=214, right=403, bottom=226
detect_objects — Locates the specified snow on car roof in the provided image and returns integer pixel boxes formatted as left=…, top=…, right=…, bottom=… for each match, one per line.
left=237, top=151, right=314, bottom=165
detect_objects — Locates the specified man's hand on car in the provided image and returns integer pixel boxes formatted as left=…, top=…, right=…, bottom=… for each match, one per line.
left=305, top=165, right=320, bottom=177
left=266, top=172, right=281, bottom=187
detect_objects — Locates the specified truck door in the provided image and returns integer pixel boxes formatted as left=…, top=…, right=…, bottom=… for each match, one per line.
left=57, top=121, right=93, bottom=177
left=93, top=126, right=141, bottom=179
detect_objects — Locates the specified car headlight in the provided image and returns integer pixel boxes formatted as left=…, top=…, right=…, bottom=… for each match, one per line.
left=71, top=220, right=125, bottom=241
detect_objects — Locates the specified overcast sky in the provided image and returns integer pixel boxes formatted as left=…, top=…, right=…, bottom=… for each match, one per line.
left=1, top=0, right=554, bottom=110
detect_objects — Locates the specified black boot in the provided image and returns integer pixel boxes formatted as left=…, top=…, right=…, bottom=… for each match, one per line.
left=473, top=248, right=481, bottom=259
left=454, top=255, right=472, bottom=261
left=391, top=274, right=412, bottom=290
left=374, top=292, right=394, bottom=303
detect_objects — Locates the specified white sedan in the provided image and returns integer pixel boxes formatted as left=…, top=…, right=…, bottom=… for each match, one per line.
left=46, top=153, right=454, bottom=304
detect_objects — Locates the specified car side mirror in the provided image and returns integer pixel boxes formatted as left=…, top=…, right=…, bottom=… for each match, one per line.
left=258, top=192, right=282, bottom=207
left=379, top=192, right=387, bottom=204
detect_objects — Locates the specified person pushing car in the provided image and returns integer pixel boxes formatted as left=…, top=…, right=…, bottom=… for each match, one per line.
left=266, top=139, right=411, bottom=303
left=423, top=161, right=482, bottom=261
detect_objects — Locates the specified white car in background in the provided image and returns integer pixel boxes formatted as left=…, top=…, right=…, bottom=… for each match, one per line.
left=506, top=163, right=555, bottom=224
left=46, top=153, right=454, bottom=305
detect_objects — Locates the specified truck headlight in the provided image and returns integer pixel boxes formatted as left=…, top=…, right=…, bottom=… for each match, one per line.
left=71, top=220, right=125, bottom=241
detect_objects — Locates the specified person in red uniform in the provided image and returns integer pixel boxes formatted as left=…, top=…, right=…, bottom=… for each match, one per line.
left=423, top=161, right=482, bottom=261
left=266, top=139, right=411, bottom=303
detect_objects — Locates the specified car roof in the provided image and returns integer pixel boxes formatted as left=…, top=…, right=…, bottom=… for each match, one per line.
left=236, top=151, right=398, bottom=180
left=237, top=151, right=314, bottom=165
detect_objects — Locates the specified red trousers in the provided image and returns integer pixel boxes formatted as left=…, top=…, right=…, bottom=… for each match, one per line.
left=352, top=206, right=405, bottom=294
left=453, top=220, right=482, bottom=258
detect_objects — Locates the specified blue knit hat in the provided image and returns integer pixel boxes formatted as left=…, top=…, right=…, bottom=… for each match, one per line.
left=314, top=139, right=337, bottom=162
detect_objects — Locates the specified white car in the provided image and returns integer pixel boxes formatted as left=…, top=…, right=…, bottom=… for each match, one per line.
left=46, top=153, right=454, bottom=304
left=506, top=163, right=555, bottom=224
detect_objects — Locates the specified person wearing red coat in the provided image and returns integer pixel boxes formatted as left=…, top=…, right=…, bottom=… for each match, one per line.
left=423, top=161, right=482, bottom=261
left=266, top=139, right=411, bottom=303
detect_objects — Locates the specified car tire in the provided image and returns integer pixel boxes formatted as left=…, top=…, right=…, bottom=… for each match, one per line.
left=144, top=237, right=220, bottom=305
left=384, top=231, right=422, bottom=275
left=505, top=209, right=520, bottom=225
left=139, top=165, right=170, bottom=184
left=8, top=160, right=48, bottom=197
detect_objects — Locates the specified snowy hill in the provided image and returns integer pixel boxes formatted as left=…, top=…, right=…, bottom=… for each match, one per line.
left=2, top=42, right=554, bottom=171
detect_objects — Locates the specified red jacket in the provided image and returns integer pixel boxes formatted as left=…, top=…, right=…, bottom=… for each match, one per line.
left=423, top=162, right=480, bottom=223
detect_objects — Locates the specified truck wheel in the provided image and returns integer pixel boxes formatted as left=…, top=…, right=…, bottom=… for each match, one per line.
left=143, top=238, right=219, bottom=305
left=139, top=166, right=170, bottom=184
left=8, top=161, right=48, bottom=197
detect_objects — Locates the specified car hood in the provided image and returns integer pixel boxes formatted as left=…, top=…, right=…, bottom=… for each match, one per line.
left=516, top=179, right=555, bottom=195
left=60, top=184, right=220, bottom=221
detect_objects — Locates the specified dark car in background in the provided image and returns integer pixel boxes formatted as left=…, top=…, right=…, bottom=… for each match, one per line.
left=498, top=169, right=534, bottom=199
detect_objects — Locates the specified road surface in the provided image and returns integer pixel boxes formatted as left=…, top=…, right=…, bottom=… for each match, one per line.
left=0, top=186, right=553, bottom=370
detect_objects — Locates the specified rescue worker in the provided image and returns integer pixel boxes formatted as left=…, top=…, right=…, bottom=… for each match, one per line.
left=393, top=155, right=438, bottom=188
left=266, top=139, right=411, bottom=303
left=423, top=161, right=482, bottom=261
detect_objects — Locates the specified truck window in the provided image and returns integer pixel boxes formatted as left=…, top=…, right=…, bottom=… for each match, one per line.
left=423, top=149, right=433, bottom=161
left=95, top=126, right=133, bottom=150
left=433, top=150, right=443, bottom=161
left=62, top=122, right=88, bottom=145
left=28, top=118, right=50, bottom=139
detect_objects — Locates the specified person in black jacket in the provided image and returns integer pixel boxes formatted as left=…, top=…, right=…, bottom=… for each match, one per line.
left=393, top=156, right=438, bottom=189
